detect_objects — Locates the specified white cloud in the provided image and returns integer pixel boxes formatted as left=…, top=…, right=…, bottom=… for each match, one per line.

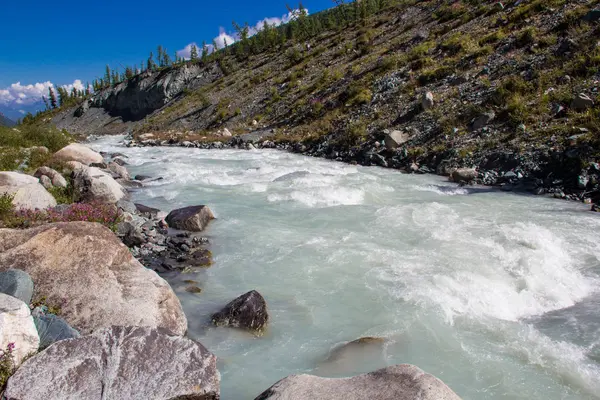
left=177, top=8, right=307, bottom=58
left=0, top=79, right=88, bottom=108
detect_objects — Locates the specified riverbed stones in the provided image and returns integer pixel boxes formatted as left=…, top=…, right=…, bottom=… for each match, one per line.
left=166, top=205, right=215, bottom=232
left=212, top=290, right=269, bottom=334
left=5, top=326, right=220, bottom=400
left=255, top=364, right=461, bottom=400
left=0, top=222, right=187, bottom=336
left=51, top=143, right=104, bottom=165
left=72, top=165, right=127, bottom=204
left=451, top=168, right=478, bottom=183
left=384, top=130, right=410, bottom=150
left=0, top=293, right=40, bottom=366
left=0, top=269, right=34, bottom=304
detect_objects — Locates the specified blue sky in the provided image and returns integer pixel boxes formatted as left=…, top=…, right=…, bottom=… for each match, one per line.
left=0, top=0, right=331, bottom=117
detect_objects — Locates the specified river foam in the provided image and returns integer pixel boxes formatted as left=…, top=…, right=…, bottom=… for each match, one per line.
left=93, top=136, right=600, bottom=399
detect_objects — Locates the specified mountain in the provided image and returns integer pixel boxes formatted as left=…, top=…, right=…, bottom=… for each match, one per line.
left=0, top=102, right=44, bottom=122
left=51, top=0, right=600, bottom=202
left=0, top=112, right=15, bottom=127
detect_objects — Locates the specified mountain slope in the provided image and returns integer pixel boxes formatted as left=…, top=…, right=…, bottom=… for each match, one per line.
left=51, top=0, right=600, bottom=204
left=0, top=112, right=15, bottom=127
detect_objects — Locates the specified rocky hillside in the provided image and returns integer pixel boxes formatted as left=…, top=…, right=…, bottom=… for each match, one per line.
left=53, top=0, right=600, bottom=205
left=0, top=113, right=15, bottom=127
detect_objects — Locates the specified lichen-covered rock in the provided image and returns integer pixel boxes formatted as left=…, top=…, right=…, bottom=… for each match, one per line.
left=255, top=364, right=461, bottom=400
left=0, top=222, right=187, bottom=336
left=51, top=143, right=104, bottom=165
left=0, top=293, right=40, bottom=366
left=0, top=269, right=34, bottom=304
left=5, top=326, right=220, bottom=400
left=212, top=290, right=269, bottom=334
left=166, top=205, right=215, bottom=232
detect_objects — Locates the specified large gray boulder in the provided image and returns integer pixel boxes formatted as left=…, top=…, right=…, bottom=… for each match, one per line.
left=34, top=166, right=68, bottom=188
left=5, top=326, right=220, bottom=400
left=212, top=290, right=269, bottom=334
left=0, top=172, right=57, bottom=210
left=384, top=130, right=410, bottom=150
left=166, top=205, right=215, bottom=232
left=0, top=222, right=187, bottom=336
left=51, top=143, right=103, bottom=166
left=0, top=293, right=40, bottom=366
left=255, top=364, right=461, bottom=400
left=0, top=269, right=34, bottom=304
left=73, top=165, right=126, bottom=204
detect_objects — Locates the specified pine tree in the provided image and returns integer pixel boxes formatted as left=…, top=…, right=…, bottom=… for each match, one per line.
left=201, top=41, right=208, bottom=62
left=190, top=44, right=198, bottom=60
left=57, top=87, right=67, bottom=106
left=48, top=87, right=57, bottom=108
left=85, top=82, right=91, bottom=96
left=105, top=65, right=111, bottom=88
left=42, top=96, right=50, bottom=110
left=125, top=67, right=134, bottom=79
left=147, top=52, right=156, bottom=71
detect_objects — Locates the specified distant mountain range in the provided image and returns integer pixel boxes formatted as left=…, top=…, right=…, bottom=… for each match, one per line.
left=0, top=101, right=44, bottom=122
left=0, top=112, right=15, bottom=127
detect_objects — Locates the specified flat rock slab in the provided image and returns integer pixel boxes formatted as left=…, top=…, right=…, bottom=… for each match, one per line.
left=0, top=222, right=187, bottom=336
left=166, top=205, right=215, bottom=232
left=255, top=364, right=461, bottom=400
left=5, top=326, right=220, bottom=400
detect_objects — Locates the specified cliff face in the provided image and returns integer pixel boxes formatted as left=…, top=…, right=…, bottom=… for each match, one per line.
left=53, top=63, right=222, bottom=135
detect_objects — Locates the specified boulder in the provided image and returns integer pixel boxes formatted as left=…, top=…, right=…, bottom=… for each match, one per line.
left=39, top=175, right=52, bottom=189
left=108, top=161, right=131, bottom=180
left=34, top=166, right=68, bottom=188
left=0, top=293, right=40, bottom=366
left=5, top=326, right=220, bottom=400
left=470, top=112, right=495, bottom=131
left=421, top=91, right=434, bottom=110
left=0, top=222, right=187, bottom=336
left=0, top=269, right=34, bottom=304
left=52, top=143, right=103, bottom=166
left=222, top=128, right=233, bottom=137
left=0, top=171, right=38, bottom=187
left=383, top=130, right=410, bottom=150
left=135, top=203, right=160, bottom=219
left=451, top=168, right=478, bottom=183
left=212, top=290, right=269, bottom=333
left=166, top=205, right=215, bottom=232
left=0, top=184, right=57, bottom=211
left=571, top=93, right=594, bottom=111
left=318, top=337, right=387, bottom=375
left=73, top=166, right=126, bottom=204
left=255, top=364, right=461, bottom=400
left=32, top=312, right=80, bottom=349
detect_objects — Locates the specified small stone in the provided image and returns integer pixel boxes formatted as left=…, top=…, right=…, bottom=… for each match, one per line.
left=470, top=112, right=495, bottom=131
left=421, top=91, right=434, bottom=110
left=39, top=175, right=53, bottom=189
left=383, top=130, right=410, bottom=150
left=185, top=286, right=202, bottom=294
left=571, top=93, right=594, bottom=111
left=212, top=290, right=269, bottom=334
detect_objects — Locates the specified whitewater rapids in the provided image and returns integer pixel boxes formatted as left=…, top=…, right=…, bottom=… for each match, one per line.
left=93, top=136, right=600, bottom=399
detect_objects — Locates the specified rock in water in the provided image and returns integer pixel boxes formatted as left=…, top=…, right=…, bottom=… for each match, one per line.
left=166, top=205, right=215, bottom=232
left=33, top=312, right=80, bottom=349
left=451, top=168, right=478, bottom=183
left=384, top=130, right=410, bottom=150
left=318, top=337, right=387, bottom=375
left=0, top=222, right=187, bottom=336
left=0, top=293, right=40, bottom=366
left=255, top=364, right=461, bottom=400
left=5, top=326, right=220, bottom=400
left=72, top=165, right=127, bottom=204
left=51, top=143, right=104, bottom=166
left=212, top=290, right=269, bottom=333
left=0, top=269, right=34, bottom=304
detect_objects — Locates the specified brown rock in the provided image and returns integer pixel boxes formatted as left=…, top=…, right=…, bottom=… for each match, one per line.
left=166, top=205, right=215, bottom=232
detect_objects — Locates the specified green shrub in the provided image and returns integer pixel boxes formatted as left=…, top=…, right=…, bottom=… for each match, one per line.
left=0, top=193, right=14, bottom=216
left=0, top=343, right=16, bottom=389
left=0, top=124, right=72, bottom=152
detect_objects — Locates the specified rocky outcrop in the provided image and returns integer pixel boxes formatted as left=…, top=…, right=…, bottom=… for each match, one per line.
left=212, top=290, right=269, bottom=334
left=255, top=364, right=461, bottom=400
left=72, top=165, right=127, bottom=203
left=0, top=172, right=57, bottom=210
left=34, top=166, right=68, bottom=188
left=51, top=143, right=104, bottom=165
left=166, top=205, right=215, bottom=232
left=5, top=326, right=220, bottom=400
left=0, top=269, right=34, bottom=304
left=0, top=222, right=187, bottom=336
left=0, top=293, right=40, bottom=366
